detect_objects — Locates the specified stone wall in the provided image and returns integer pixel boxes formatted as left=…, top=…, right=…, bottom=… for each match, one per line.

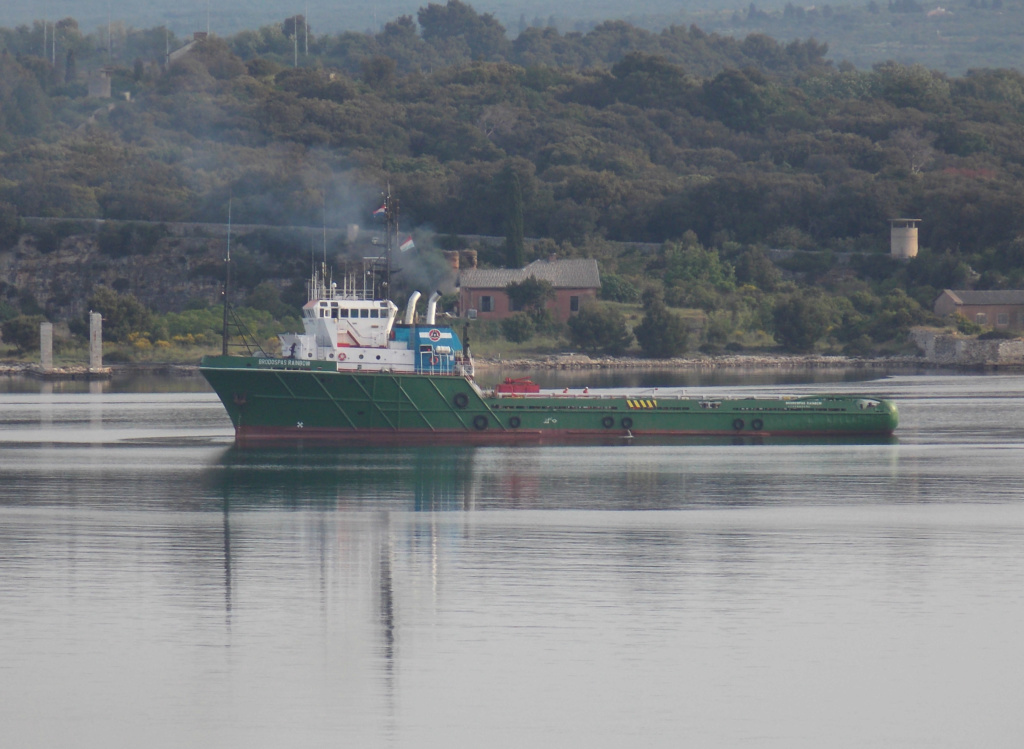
left=910, top=328, right=1024, bottom=366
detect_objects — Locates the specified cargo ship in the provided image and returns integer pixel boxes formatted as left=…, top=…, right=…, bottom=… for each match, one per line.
left=200, top=197, right=898, bottom=445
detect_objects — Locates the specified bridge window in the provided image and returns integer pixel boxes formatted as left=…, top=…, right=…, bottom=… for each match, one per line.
left=360, top=309, right=370, bottom=318
left=370, top=309, right=379, bottom=318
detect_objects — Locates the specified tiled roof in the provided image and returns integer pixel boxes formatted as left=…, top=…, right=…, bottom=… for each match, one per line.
left=458, top=258, right=601, bottom=290
left=942, top=290, right=1024, bottom=305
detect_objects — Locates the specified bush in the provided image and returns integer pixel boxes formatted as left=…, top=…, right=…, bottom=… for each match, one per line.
left=634, top=289, right=689, bottom=358
left=0, top=201, right=20, bottom=250
left=843, top=335, right=875, bottom=357
left=0, top=299, right=17, bottom=322
left=568, top=303, right=633, bottom=355
left=952, top=313, right=983, bottom=335
left=1, top=314, right=46, bottom=353
left=86, top=286, right=153, bottom=342
left=599, top=273, right=640, bottom=303
left=978, top=329, right=1018, bottom=340
left=772, top=292, right=832, bottom=352
left=501, top=312, right=535, bottom=343
left=97, top=222, right=167, bottom=258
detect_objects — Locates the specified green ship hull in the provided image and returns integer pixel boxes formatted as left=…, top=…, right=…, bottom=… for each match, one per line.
left=200, top=355, right=899, bottom=445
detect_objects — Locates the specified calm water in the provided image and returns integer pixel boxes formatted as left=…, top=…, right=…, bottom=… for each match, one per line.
left=1, top=371, right=1023, bottom=748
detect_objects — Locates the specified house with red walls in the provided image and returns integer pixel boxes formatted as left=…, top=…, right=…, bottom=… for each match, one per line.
left=457, top=257, right=601, bottom=323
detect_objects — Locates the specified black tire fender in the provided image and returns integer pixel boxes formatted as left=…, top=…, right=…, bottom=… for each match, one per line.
left=601, top=416, right=615, bottom=429
left=733, top=418, right=745, bottom=431
left=473, top=415, right=488, bottom=430
left=453, top=392, right=469, bottom=409
left=509, top=416, right=521, bottom=429
left=751, top=418, right=763, bottom=431
left=621, top=417, right=633, bottom=430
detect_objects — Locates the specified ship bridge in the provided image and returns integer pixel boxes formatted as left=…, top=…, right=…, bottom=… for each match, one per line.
left=304, top=298, right=397, bottom=349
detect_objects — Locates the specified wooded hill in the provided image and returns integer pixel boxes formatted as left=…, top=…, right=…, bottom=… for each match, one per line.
left=1, top=1, right=1022, bottom=355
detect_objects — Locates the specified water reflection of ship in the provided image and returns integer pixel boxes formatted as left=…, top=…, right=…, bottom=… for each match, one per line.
left=210, top=446, right=479, bottom=511
left=213, top=452, right=419, bottom=732
left=209, top=435, right=896, bottom=513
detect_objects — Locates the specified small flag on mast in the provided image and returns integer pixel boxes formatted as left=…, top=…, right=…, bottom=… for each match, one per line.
left=399, top=236, right=415, bottom=252
left=372, top=203, right=386, bottom=218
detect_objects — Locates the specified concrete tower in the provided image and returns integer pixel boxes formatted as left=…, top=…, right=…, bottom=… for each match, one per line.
left=890, top=218, right=920, bottom=260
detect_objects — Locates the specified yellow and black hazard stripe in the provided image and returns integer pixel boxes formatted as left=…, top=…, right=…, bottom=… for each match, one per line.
left=626, top=399, right=658, bottom=409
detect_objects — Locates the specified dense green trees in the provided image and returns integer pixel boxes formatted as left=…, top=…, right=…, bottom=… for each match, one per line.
left=4, top=5, right=1024, bottom=354
left=6, top=7, right=1024, bottom=259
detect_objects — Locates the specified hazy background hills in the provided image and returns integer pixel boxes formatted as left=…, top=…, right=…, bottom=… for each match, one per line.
left=1, top=1, right=706, bottom=38
left=6, top=0, right=1024, bottom=74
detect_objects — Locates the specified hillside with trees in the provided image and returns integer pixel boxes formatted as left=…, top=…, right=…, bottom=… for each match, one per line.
left=1, top=1, right=1023, bottom=359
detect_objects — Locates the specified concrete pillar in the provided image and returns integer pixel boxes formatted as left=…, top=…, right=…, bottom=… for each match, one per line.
left=40, top=322, right=53, bottom=372
left=89, top=312, right=103, bottom=370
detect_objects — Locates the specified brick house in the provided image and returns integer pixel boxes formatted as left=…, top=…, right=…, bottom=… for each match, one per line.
left=934, top=290, right=1024, bottom=329
left=457, top=257, right=601, bottom=323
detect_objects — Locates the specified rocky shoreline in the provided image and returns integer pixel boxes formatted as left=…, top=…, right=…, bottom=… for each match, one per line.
left=0, top=352, right=1014, bottom=379
left=473, top=353, right=930, bottom=372
left=0, top=363, right=195, bottom=379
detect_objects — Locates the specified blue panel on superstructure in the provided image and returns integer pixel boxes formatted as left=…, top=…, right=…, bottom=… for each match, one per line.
left=413, top=325, right=461, bottom=373
left=414, top=326, right=463, bottom=352
left=391, top=326, right=412, bottom=346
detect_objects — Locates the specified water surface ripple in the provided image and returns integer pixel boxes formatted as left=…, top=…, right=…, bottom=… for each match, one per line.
left=1, top=372, right=1022, bottom=748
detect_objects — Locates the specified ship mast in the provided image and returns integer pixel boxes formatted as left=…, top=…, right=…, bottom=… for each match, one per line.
left=383, top=183, right=396, bottom=300
left=221, top=197, right=232, bottom=356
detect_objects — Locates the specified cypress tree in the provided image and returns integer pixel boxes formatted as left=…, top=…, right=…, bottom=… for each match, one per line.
left=504, top=167, right=524, bottom=268
left=65, top=50, right=77, bottom=84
